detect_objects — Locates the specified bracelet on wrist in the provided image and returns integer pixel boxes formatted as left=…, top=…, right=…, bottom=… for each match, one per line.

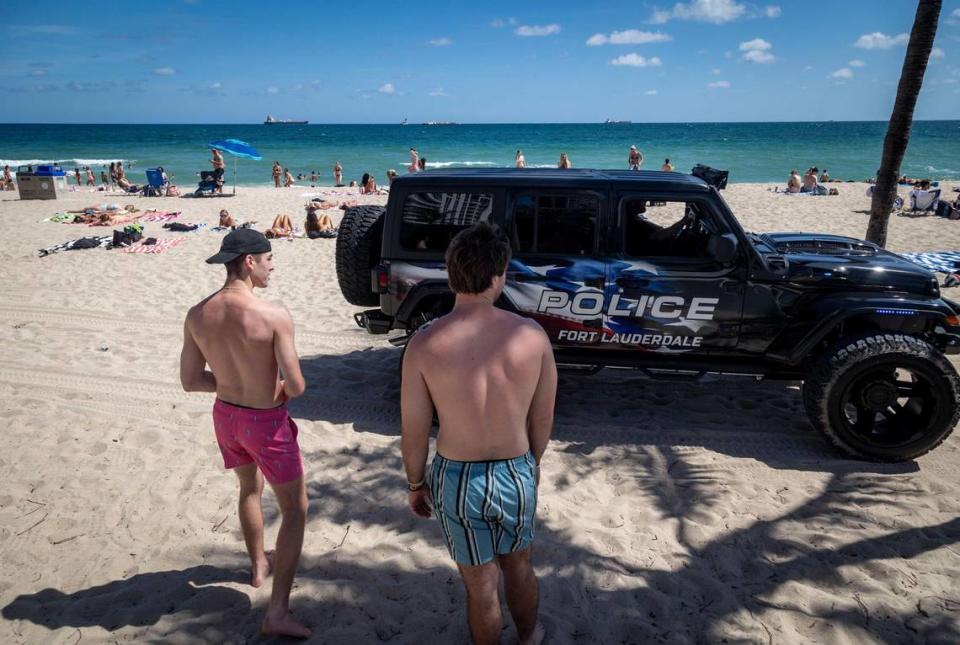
left=407, top=478, right=426, bottom=492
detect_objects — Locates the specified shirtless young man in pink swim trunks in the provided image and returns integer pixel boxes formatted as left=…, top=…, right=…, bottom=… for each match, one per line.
left=180, top=228, right=310, bottom=638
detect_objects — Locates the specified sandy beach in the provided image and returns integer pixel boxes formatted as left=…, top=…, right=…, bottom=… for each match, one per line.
left=1, top=181, right=959, bottom=644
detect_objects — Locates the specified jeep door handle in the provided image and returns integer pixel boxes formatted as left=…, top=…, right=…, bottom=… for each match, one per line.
left=722, top=281, right=742, bottom=293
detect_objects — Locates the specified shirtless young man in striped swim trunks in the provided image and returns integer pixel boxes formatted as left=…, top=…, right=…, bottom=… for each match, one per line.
left=180, top=229, right=310, bottom=638
left=401, top=223, right=557, bottom=645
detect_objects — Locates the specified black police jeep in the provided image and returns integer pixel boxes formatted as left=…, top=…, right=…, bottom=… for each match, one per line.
left=335, top=168, right=960, bottom=461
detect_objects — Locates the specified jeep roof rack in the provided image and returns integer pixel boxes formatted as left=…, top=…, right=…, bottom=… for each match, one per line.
left=390, top=168, right=712, bottom=192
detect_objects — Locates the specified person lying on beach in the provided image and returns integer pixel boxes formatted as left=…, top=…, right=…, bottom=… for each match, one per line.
left=181, top=229, right=310, bottom=638
left=264, top=214, right=295, bottom=239
left=219, top=209, right=236, bottom=228
left=283, top=168, right=294, bottom=188
left=304, top=206, right=335, bottom=238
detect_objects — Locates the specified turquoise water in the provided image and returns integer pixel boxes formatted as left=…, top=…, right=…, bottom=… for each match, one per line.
left=1, top=122, right=958, bottom=187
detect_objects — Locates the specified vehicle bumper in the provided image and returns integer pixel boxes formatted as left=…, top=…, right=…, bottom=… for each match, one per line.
left=354, top=309, right=393, bottom=335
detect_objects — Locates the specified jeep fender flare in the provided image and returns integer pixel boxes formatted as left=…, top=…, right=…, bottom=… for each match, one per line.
left=768, top=296, right=957, bottom=365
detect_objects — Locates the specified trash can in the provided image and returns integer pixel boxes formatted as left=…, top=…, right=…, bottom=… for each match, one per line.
left=16, top=164, right=65, bottom=200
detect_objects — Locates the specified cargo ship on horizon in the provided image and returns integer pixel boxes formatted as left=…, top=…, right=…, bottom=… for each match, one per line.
left=264, top=115, right=308, bottom=125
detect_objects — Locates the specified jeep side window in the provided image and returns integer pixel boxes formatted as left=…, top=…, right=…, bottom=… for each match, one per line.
left=510, top=192, right=598, bottom=255
left=399, top=191, right=494, bottom=251
left=621, top=198, right=716, bottom=259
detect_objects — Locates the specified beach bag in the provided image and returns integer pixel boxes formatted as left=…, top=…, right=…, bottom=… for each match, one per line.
left=691, top=164, right=729, bottom=190
left=72, top=237, right=104, bottom=250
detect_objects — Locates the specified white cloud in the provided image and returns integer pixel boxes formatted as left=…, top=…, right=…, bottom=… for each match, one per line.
left=650, top=0, right=747, bottom=25
left=711, top=67, right=721, bottom=74
left=515, top=24, right=560, bottom=37
left=645, top=89, right=658, bottom=95
left=609, top=54, right=663, bottom=67
left=739, top=38, right=771, bottom=51
left=490, top=17, right=516, bottom=28
left=830, top=68, right=854, bottom=79
left=153, top=67, right=176, bottom=76
left=707, top=80, right=731, bottom=88
left=378, top=83, right=395, bottom=94
left=854, top=32, right=909, bottom=49
left=740, top=38, right=774, bottom=63
left=210, top=82, right=222, bottom=89
left=764, top=5, right=781, bottom=18
left=586, top=30, right=672, bottom=46
left=848, top=59, right=865, bottom=67
left=266, top=86, right=279, bottom=94
left=429, top=37, right=451, bottom=46
left=803, top=65, right=814, bottom=71
left=28, top=69, right=47, bottom=77
left=744, top=49, right=775, bottom=63
left=931, top=47, right=945, bottom=59
left=428, top=88, right=448, bottom=97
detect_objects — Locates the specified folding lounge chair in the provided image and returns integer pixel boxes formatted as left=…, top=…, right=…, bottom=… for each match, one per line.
left=909, top=189, right=941, bottom=214
left=144, top=168, right=169, bottom=196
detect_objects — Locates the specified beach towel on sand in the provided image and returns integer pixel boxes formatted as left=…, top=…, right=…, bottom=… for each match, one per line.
left=122, top=237, right=188, bottom=254
left=39, top=235, right=112, bottom=257
left=44, top=213, right=79, bottom=223
left=900, top=251, right=960, bottom=274
left=142, top=211, right=181, bottom=223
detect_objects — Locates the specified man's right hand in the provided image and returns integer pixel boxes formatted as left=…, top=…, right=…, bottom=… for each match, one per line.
left=408, top=489, right=432, bottom=519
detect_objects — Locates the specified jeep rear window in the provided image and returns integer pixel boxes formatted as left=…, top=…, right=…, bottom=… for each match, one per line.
left=399, top=191, right=494, bottom=251
left=511, top=193, right=598, bottom=256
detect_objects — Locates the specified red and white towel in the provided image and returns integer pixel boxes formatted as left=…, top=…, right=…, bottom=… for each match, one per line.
left=122, top=237, right=188, bottom=254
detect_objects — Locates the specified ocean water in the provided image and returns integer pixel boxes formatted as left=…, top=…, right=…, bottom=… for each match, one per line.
left=1, top=122, right=958, bottom=188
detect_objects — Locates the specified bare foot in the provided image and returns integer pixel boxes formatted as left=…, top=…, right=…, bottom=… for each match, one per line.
left=520, top=622, right=545, bottom=645
left=251, top=551, right=274, bottom=588
left=262, top=608, right=311, bottom=639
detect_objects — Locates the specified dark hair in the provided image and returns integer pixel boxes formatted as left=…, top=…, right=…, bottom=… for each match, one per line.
left=225, top=255, right=246, bottom=275
left=665, top=158, right=670, bottom=163
left=445, top=223, right=512, bottom=294
left=360, top=172, right=371, bottom=186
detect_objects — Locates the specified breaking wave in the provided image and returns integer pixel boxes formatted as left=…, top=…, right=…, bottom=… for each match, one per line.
left=0, top=158, right=135, bottom=168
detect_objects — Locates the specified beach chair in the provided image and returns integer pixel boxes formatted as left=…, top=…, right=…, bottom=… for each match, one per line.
left=144, top=168, right=168, bottom=197
left=909, top=189, right=941, bottom=215
left=194, top=171, right=219, bottom=197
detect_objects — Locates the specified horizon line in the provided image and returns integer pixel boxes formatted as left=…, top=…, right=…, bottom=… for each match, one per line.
left=2, top=119, right=960, bottom=126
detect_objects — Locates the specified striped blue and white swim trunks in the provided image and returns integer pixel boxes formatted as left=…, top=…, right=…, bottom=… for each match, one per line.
left=428, top=451, right=538, bottom=566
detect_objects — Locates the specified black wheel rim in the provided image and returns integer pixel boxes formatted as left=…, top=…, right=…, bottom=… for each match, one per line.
left=838, top=363, right=940, bottom=449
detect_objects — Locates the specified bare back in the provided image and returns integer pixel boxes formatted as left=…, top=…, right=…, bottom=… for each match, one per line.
left=411, top=306, right=553, bottom=461
left=185, top=291, right=289, bottom=408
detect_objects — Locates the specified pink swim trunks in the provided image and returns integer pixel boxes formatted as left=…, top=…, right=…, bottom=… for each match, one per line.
left=212, top=399, right=303, bottom=485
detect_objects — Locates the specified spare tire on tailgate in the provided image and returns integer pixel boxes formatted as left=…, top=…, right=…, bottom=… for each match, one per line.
left=336, top=205, right=386, bottom=306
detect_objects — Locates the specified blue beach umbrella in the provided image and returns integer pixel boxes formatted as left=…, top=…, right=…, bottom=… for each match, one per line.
left=209, top=138, right=262, bottom=194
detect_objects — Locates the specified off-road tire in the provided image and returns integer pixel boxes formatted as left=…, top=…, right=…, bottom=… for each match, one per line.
left=335, top=205, right=386, bottom=306
left=803, top=333, right=960, bottom=461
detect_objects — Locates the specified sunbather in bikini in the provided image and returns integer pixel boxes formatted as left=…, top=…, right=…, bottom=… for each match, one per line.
left=304, top=205, right=335, bottom=239
left=265, top=214, right=295, bottom=239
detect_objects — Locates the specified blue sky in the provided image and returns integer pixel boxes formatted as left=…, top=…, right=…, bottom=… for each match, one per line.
left=2, top=0, right=959, bottom=123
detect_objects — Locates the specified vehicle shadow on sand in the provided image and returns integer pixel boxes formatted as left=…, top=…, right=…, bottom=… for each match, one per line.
left=291, top=346, right=921, bottom=475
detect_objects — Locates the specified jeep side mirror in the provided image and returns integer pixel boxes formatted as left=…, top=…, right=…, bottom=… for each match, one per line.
left=708, top=233, right=739, bottom=264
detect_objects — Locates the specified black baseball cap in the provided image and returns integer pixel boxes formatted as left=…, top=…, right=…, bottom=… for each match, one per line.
left=206, top=228, right=271, bottom=264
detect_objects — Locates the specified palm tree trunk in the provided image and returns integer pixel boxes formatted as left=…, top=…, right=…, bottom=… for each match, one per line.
left=865, top=0, right=942, bottom=247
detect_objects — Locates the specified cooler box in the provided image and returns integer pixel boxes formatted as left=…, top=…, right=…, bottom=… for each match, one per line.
left=35, top=164, right=69, bottom=190
left=16, top=171, right=59, bottom=200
